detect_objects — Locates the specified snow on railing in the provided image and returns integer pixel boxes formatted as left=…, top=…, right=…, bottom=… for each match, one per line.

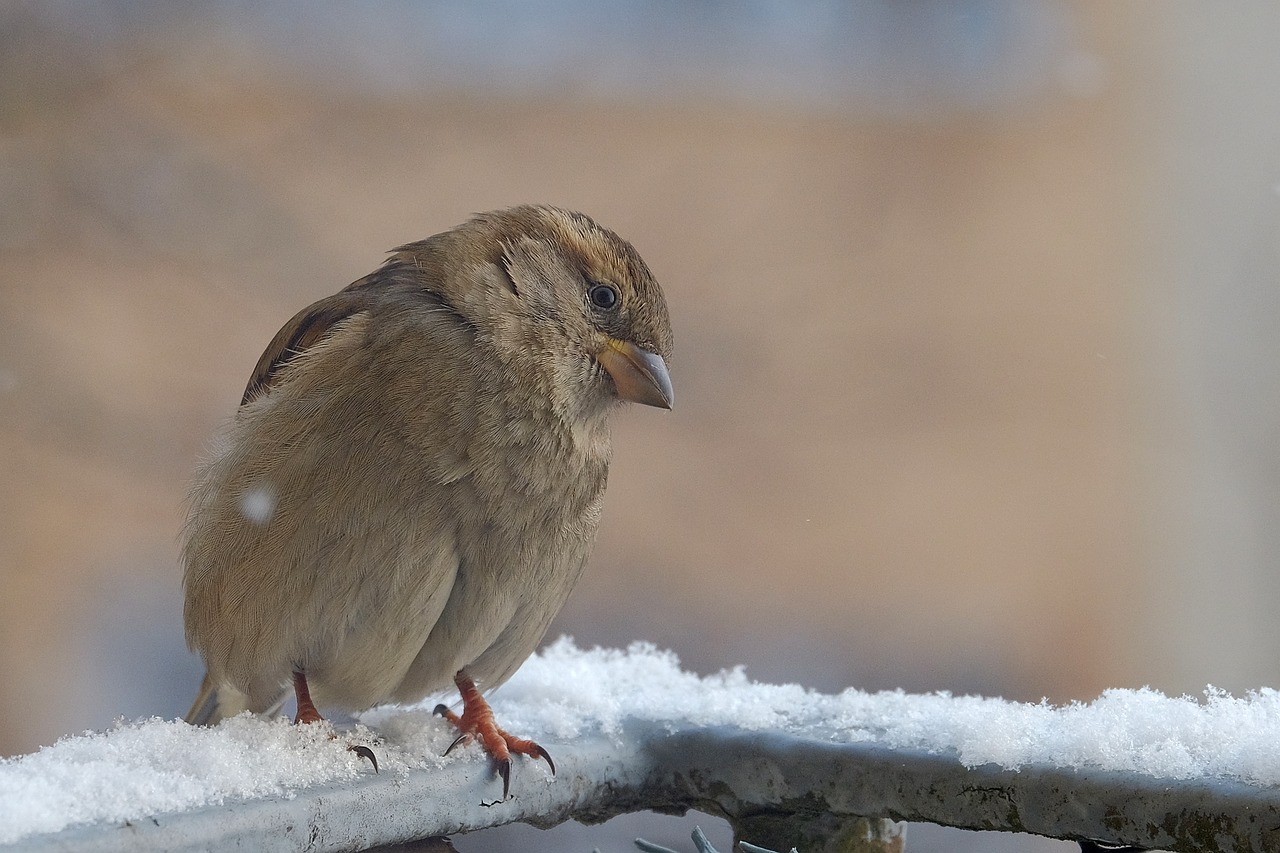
left=5, top=639, right=1280, bottom=852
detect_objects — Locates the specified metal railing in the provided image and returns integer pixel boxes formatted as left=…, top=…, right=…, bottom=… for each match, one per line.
left=12, top=716, right=1280, bottom=852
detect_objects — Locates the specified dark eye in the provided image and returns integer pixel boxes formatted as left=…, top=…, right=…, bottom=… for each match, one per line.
left=588, top=282, right=619, bottom=311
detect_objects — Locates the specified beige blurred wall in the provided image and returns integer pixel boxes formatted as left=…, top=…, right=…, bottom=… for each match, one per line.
left=0, top=3, right=1274, bottom=758
left=1129, top=5, right=1280, bottom=695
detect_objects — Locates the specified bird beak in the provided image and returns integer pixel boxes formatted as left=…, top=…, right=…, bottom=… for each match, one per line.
left=598, top=339, right=673, bottom=409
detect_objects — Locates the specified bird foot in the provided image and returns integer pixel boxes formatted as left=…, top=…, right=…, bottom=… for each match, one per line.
left=293, top=670, right=379, bottom=772
left=434, top=671, right=554, bottom=798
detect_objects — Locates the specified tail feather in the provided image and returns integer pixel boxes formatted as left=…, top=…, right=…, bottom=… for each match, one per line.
left=184, top=672, right=254, bottom=726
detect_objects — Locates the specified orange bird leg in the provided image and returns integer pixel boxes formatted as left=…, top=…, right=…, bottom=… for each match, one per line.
left=293, top=669, right=378, bottom=771
left=434, top=670, right=554, bottom=798
left=293, top=669, right=325, bottom=725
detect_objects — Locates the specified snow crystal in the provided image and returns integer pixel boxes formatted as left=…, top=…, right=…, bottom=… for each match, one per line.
left=5, top=638, right=1280, bottom=845
left=238, top=483, right=277, bottom=526
left=0, top=715, right=389, bottom=844
left=470, top=639, right=1280, bottom=785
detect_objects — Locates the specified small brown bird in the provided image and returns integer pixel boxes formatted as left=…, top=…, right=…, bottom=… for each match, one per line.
left=182, top=206, right=673, bottom=794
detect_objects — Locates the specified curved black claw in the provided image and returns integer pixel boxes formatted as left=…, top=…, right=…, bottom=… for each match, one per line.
left=533, top=744, right=556, bottom=776
left=349, top=744, right=379, bottom=773
left=432, top=703, right=450, bottom=717
left=444, top=733, right=468, bottom=756
left=497, top=757, right=511, bottom=800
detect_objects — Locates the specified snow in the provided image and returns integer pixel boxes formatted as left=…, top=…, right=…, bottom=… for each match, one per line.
left=238, top=483, right=277, bottom=525
left=465, top=639, right=1280, bottom=783
left=5, top=637, right=1280, bottom=845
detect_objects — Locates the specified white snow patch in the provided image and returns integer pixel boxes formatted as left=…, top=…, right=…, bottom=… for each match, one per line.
left=5, top=638, right=1280, bottom=844
left=238, top=483, right=277, bottom=525
left=0, top=715, right=398, bottom=845
left=463, top=638, right=1280, bottom=784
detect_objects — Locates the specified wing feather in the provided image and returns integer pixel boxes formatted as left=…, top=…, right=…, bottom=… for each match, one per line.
left=241, top=284, right=380, bottom=405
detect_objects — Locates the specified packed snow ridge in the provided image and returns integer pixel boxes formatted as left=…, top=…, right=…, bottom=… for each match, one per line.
left=4, top=637, right=1280, bottom=845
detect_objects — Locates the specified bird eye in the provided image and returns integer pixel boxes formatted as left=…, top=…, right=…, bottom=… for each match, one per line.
left=588, top=283, right=619, bottom=311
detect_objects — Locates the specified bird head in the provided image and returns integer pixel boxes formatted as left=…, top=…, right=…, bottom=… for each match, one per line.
left=414, top=206, right=674, bottom=414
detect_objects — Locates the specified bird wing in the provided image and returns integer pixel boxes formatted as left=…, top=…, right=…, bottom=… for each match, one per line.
left=187, top=286, right=386, bottom=725
left=186, top=265, right=475, bottom=714
left=241, top=281, right=382, bottom=406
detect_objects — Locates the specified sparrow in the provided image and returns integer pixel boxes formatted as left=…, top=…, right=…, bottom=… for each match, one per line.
left=182, top=205, right=673, bottom=795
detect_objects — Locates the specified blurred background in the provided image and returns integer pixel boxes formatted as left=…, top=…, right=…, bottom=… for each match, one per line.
left=3, top=1, right=1279, bottom=850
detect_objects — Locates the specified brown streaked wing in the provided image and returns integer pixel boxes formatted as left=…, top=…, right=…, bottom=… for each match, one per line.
left=240, top=274, right=386, bottom=406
